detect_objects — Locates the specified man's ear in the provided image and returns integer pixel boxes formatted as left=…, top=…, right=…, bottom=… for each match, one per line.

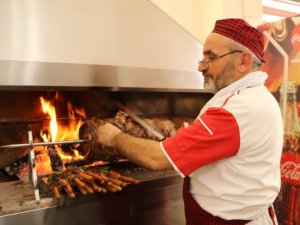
left=238, top=52, right=252, bottom=73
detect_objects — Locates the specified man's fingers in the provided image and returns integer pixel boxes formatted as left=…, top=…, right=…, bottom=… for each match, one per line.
left=97, top=123, right=122, bottom=147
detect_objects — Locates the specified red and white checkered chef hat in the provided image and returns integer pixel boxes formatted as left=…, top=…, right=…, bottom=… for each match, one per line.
left=212, top=18, right=265, bottom=63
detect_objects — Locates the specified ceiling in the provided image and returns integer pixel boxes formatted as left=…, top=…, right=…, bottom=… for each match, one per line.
left=263, top=0, right=300, bottom=22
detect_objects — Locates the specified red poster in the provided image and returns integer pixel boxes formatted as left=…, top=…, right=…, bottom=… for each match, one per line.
left=258, top=15, right=300, bottom=225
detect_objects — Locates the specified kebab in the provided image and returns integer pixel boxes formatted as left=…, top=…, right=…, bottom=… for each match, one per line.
left=40, top=167, right=139, bottom=200
left=78, top=110, right=176, bottom=162
left=5, top=110, right=175, bottom=200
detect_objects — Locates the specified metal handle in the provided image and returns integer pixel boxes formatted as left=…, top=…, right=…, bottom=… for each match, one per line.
left=0, top=139, right=88, bottom=149
left=117, top=104, right=165, bottom=141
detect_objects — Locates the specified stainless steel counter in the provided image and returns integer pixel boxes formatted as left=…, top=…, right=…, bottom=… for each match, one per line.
left=0, top=175, right=185, bottom=225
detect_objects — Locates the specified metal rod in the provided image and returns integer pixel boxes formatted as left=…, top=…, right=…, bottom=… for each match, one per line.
left=0, top=139, right=88, bottom=149
left=27, top=125, right=40, bottom=202
left=126, top=113, right=165, bottom=140
left=119, top=104, right=165, bottom=141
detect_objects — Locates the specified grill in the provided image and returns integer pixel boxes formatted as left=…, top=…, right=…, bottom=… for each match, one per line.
left=0, top=86, right=212, bottom=225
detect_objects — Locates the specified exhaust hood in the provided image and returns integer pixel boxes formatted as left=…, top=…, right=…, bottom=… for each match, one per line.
left=0, top=0, right=204, bottom=90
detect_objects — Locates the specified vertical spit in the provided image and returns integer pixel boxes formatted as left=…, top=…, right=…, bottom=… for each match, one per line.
left=27, top=125, right=40, bottom=202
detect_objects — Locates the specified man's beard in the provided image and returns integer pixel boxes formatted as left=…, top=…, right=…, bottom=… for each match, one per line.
left=203, top=63, right=236, bottom=93
left=204, top=75, right=218, bottom=93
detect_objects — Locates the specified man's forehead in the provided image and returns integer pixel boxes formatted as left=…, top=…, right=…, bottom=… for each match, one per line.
left=203, top=33, right=231, bottom=54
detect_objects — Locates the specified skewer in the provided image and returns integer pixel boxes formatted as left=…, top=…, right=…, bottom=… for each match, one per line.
left=27, top=126, right=40, bottom=202
left=116, top=102, right=165, bottom=141
left=0, top=139, right=88, bottom=149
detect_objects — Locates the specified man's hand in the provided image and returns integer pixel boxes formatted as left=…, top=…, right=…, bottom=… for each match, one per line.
left=97, top=123, right=122, bottom=147
left=97, top=123, right=172, bottom=171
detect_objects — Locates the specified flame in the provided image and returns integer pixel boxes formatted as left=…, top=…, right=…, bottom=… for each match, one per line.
left=37, top=94, right=86, bottom=172
left=40, top=97, right=58, bottom=142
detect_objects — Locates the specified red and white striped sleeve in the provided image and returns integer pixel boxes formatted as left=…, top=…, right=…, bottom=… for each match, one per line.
left=160, top=107, right=240, bottom=177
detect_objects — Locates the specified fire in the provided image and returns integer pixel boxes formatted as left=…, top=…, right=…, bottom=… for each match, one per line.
left=40, top=97, right=58, bottom=142
left=36, top=94, right=86, bottom=173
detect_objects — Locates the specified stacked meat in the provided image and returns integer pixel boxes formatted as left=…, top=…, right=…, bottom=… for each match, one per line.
left=78, top=111, right=176, bottom=162
left=113, top=111, right=176, bottom=140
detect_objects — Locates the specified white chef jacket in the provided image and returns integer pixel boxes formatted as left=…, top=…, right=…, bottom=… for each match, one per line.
left=160, top=71, right=283, bottom=223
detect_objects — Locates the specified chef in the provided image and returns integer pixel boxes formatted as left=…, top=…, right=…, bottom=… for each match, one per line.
left=97, top=18, right=284, bottom=225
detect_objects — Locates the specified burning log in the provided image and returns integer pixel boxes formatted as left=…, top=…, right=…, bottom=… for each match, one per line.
left=48, top=146, right=63, bottom=171
left=78, top=111, right=176, bottom=162
left=2, top=156, right=28, bottom=176
left=39, top=166, right=140, bottom=200
left=0, top=127, right=29, bottom=168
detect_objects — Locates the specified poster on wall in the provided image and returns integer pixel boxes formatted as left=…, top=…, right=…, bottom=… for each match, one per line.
left=258, top=15, right=300, bottom=225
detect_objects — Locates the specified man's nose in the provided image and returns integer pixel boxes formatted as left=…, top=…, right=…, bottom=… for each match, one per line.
left=198, top=63, right=207, bottom=73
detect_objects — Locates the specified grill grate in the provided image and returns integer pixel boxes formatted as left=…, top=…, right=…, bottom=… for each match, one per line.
left=0, top=171, right=19, bottom=183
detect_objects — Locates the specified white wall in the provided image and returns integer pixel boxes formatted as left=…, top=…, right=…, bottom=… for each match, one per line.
left=150, top=0, right=263, bottom=44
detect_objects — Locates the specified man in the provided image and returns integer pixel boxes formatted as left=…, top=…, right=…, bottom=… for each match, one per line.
left=97, top=19, right=284, bottom=225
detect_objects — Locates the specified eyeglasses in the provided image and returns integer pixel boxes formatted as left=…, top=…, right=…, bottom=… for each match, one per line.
left=198, top=50, right=242, bottom=67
